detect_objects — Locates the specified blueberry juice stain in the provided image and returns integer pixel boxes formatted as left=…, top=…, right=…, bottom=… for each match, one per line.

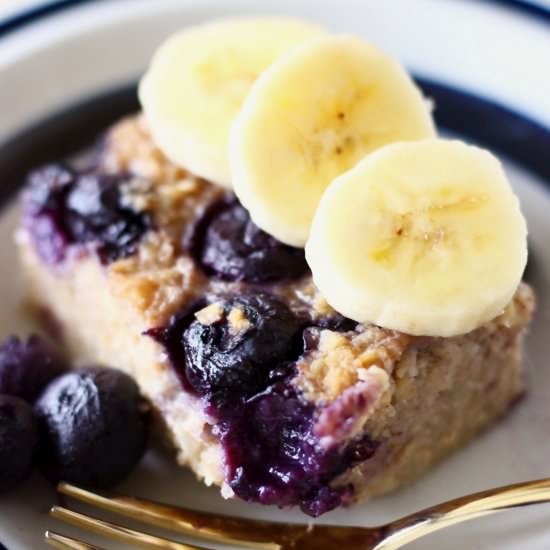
left=148, top=292, right=377, bottom=516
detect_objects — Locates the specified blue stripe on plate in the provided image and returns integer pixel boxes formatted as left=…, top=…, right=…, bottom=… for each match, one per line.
left=479, top=0, right=550, bottom=22
left=0, top=0, right=548, bottom=38
left=418, top=77, right=550, bottom=183
left=0, top=0, right=100, bottom=36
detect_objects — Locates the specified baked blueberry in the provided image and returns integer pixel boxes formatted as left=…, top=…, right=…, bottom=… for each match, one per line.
left=183, top=293, right=303, bottom=399
left=197, top=201, right=308, bottom=282
left=22, top=164, right=149, bottom=265
left=0, top=335, right=67, bottom=403
left=65, top=173, right=149, bottom=263
left=220, top=385, right=378, bottom=516
left=34, top=367, right=147, bottom=488
left=0, top=395, right=38, bottom=494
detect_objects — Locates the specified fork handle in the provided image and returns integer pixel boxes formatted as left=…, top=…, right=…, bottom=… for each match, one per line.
left=374, top=478, right=550, bottom=549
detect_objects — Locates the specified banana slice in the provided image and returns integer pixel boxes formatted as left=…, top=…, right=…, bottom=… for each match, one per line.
left=138, top=18, right=326, bottom=187
left=305, top=139, right=528, bottom=337
left=229, top=35, right=436, bottom=246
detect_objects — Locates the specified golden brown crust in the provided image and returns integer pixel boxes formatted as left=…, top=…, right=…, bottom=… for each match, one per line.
left=297, top=328, right=410, bottom=403
left=296, top=283, right=534, bottom=403
left=102, top=115, right=186, bottom=184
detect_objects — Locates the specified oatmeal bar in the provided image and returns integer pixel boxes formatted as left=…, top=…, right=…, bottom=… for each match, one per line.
left=17, top=116, right=535, bottom=516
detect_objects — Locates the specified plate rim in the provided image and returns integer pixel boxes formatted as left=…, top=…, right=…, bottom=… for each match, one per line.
left=1, top=0, right=549, bottom=38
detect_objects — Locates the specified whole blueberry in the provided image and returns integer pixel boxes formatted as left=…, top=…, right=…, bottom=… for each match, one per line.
left=0, top=335, right=67, bottom=403
left=34, top=367, right=147, bottom=488
left=183, top=293, right=303, bottom=399
left=0, top=395, right=38, bottom=494
left=197, top=201, right=308, bottom=283
left=22, top=164, right=150, bottom=265
left=65, top=173, right=149, bottom=263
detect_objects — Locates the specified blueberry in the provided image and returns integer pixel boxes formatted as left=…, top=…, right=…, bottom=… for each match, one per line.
left=220, top=384, right=378, bottom=516
left=0, top=335, right=67, bottom=403
left=196, top=201, right=308, bottom=282
left=22, top=164, right=149, bottom=265
left=65, top=173, right=149, bottom=263
left=0, top=395, right=38, bottom=494
left=34, top=367, right=147, bottom=488
left=183, top=293, right=303, bottom=399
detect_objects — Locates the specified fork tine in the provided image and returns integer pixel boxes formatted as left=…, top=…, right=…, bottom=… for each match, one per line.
left=57, top=482, right=286, bottom=550
left=50, top=506, right=209, bottom=550
left=45, top=530, right=105, bottom=550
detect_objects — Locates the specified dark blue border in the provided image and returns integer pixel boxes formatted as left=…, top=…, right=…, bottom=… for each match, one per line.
left=0, top=0, right=99, bottom=36
left=480, top=0, right=550, bottom=22
left=0, top=0, right=548, bottom=38
left=417, top=76, right=550, bottom=184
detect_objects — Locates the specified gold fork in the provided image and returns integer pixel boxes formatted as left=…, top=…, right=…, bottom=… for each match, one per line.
left=45, top=479, right=550, bottom=550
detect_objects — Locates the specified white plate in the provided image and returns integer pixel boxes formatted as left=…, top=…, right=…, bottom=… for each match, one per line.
left=0, top=1, right=549, bottom=548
